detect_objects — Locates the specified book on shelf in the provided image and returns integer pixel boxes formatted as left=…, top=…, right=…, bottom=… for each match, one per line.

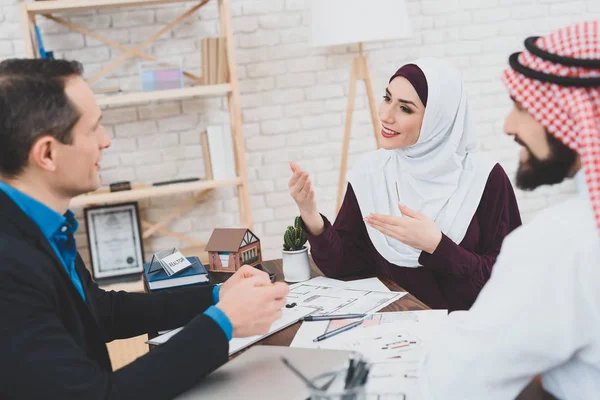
left=217, top=37, right=228, bottom=84
left=143, top=256, right=209, bottom=290
left=209, top=37, right=218, bottom=84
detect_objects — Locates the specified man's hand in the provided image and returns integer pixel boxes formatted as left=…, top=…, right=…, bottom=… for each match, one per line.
left=216, top=277, right=290, bottom=338
left=219, top=264, right=271, bottom=300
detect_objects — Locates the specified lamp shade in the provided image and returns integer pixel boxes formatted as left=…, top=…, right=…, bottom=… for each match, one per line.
left=310, top=0, right=411, bottom=47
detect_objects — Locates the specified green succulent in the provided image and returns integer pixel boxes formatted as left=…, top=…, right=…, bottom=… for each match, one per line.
left=283, top=216, right=307, bottom=251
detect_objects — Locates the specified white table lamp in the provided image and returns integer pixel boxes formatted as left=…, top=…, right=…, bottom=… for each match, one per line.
left=310, top=0, right=412, bottom=211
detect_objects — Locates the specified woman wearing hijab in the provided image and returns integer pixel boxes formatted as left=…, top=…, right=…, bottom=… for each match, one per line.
left=288, top=58, right=522, bottom=311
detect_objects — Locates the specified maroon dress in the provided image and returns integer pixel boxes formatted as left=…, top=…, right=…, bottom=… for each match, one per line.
left=303, top=164, right=522, bottom=311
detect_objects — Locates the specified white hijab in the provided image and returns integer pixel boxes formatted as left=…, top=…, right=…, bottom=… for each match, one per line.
left=347, top=58, right=495, bottom=268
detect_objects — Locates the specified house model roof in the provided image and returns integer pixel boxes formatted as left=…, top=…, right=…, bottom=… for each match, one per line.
left=205, top=228, right=259, bottom=252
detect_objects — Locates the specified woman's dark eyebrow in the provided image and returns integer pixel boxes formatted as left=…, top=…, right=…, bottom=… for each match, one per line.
left=386, top=88, right=418, bottom=108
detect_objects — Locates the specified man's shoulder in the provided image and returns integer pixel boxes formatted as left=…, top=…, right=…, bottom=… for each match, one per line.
left=0, top=230, right=50, bottom=278
left=504, top=195, right=598, bottom=259
left=531, top=195, right=595, bottom=238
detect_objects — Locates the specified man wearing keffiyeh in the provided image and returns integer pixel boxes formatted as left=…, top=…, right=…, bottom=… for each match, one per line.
left=419, top=21, right=600, bottom=400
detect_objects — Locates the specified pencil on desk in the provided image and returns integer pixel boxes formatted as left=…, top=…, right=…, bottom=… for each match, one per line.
left=312, top=319, right=363, bottom=342
left=302, top=313, right=365, bottom=322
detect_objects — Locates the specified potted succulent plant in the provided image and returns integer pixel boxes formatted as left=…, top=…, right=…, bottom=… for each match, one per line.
left=282, top=216, right=311, bottom=282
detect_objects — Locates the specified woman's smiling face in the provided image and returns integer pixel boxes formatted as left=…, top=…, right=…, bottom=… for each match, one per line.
left=378, top=76, right=425, bottom=150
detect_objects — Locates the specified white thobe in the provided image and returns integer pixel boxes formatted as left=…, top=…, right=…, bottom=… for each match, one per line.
left=419, top=171, right=600, bottom=400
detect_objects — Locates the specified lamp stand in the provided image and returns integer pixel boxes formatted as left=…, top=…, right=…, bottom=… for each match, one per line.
left=336, top=42, right=380, bottom=212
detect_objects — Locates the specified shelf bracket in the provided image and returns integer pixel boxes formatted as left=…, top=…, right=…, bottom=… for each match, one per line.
left=141, top=219, right=206, bottom=247
left=40, top=14, right=203, bottom=84
left=142, top=189, right=213, bottom=239
left=86, top=0, right=209, bottom=85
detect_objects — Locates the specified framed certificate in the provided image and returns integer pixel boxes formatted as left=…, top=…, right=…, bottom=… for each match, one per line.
left=84, top=202, right=145, bottom=281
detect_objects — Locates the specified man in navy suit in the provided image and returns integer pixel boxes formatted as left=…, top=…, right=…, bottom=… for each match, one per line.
left=0, top=58, right=289, bottom=399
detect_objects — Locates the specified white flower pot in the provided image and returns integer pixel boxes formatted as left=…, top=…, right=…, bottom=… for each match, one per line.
left=282, top=247, right=311, bottom=283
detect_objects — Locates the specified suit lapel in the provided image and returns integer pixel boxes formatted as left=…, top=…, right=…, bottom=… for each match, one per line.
left=0, top=192, right=101, bottom=327
left=74, top=253, right=101, bottom=324
left=36, top=237, right=101, bottom=323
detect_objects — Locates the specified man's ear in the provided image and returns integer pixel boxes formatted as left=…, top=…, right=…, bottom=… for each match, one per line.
left=29, top=135, right=58, bottom=172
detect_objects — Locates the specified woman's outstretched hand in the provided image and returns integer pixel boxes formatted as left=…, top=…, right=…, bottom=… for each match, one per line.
left=364, top=204, right=442, bottom=254
left=288, top=161, right=317, bottom=215
left=288, top=162, right=324, bottom=235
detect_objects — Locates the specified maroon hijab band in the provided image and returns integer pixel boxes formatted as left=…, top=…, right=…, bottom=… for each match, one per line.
left=389, top=64, right=428, bottom=107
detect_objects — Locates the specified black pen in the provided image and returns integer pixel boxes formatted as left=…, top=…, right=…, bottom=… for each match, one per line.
left=313, top=319, right=363, bottom=342
left=302, top=313, right=366, bottom=322
left=344, top=355, right=358, bottom=389
left=353, top=365, right=370, bottom=389
left=348, top=360, right=365, bottom=389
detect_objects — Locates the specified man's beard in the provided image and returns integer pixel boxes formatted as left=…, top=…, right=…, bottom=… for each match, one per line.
left=515, top=132, right=578, bottom=190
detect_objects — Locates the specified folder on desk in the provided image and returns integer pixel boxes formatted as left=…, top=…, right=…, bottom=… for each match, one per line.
left=147, top=305, right=314, bottom=356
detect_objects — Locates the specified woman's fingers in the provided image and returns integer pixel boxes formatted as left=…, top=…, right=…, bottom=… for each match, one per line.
left=291, top=173, right=310, bottom=199
left=365, top=213, right=403, bottom=226
left=366, top=221, right=399, bottom=240
left=288, top=169, right=305, bottom=188
left=302, top=177, right=313, bottom=194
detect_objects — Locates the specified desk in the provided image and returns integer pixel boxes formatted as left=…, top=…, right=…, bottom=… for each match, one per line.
left=254, top=259, right=556, bottom=400
left=148, top=258, right=555, bottom=399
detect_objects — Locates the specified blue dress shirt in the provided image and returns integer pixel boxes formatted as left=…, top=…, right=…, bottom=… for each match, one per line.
left=206, top=285, right=233, bottom=340
left=0, top=183, right=86, bottom=301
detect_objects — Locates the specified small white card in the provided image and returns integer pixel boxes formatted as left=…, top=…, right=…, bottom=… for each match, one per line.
left=160, top=251, right=191, bottom=275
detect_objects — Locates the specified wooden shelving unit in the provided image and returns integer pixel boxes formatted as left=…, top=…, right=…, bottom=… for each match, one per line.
left=20, top=0, right=253, bottom=265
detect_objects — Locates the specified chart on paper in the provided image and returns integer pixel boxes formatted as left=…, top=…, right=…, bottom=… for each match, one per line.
left=291, top=310, right=449, bottom=400
left=286, top=281, right=407, bottom=316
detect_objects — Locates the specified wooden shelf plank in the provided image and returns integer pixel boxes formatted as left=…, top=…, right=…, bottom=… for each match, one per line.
left=25, top=0, right=196, bottom=14
left=96, top=84, right=231, bottom=107
left=70, top=177, right=242, bottom=208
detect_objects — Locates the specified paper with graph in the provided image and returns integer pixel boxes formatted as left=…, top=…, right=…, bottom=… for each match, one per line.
left=291, top=310, right=448, bottom=399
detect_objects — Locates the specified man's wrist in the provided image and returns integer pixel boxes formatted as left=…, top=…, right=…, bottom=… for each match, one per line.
left=204, top=305, right=233, bottom=340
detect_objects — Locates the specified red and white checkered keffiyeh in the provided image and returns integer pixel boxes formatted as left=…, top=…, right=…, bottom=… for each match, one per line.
left=502, top=21, right=600, bottom=234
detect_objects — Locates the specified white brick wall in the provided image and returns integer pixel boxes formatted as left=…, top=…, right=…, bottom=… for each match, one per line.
left=1, top=0, right=597, bottom=264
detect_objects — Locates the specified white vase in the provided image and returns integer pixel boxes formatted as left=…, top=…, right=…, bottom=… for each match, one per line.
left=282, top=247, right=311, bottom=283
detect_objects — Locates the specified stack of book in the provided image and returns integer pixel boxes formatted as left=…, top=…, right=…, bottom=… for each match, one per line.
left=201, top=36, right=228, bottom=85
left=143, top=256, right=209, bottom=291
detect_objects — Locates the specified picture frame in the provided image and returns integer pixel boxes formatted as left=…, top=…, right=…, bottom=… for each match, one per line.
left=84, top=202, right=145, bottom=282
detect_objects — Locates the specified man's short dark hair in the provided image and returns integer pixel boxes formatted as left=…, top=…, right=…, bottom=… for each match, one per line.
left=0, top=59, right=84, bottom=178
